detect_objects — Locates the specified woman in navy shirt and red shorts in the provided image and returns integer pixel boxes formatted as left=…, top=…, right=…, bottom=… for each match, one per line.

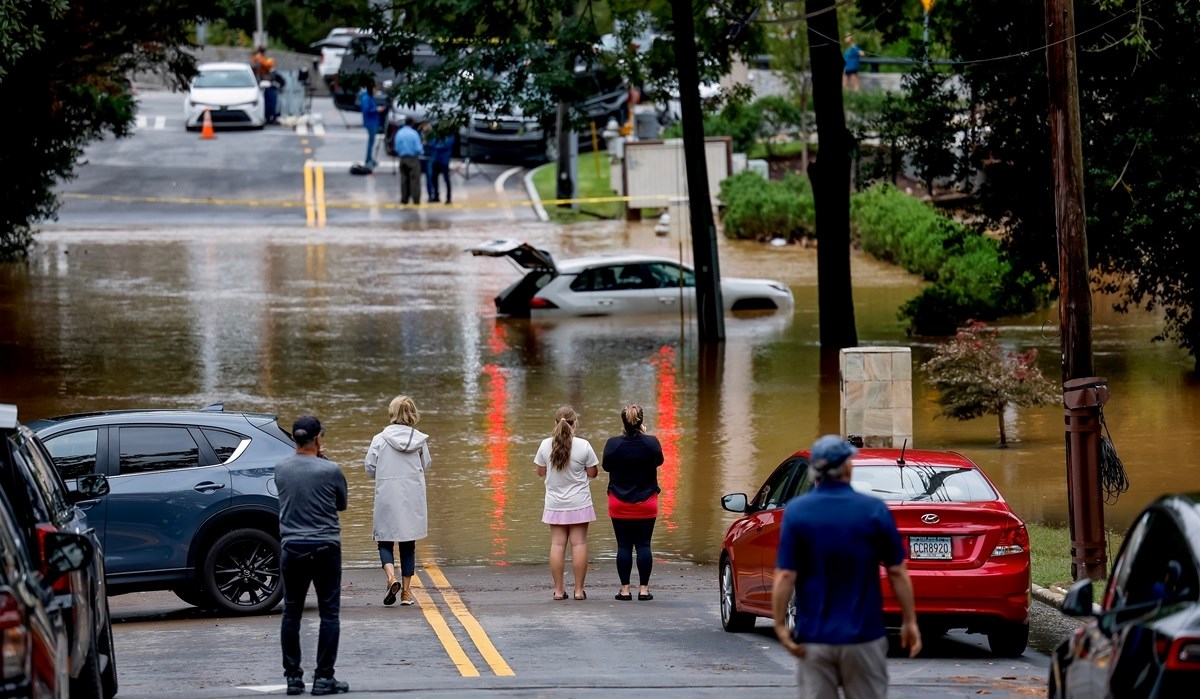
left=602, top=403, right=665, bottom=601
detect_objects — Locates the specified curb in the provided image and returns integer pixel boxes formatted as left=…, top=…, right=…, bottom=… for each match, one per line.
left=1032, top=583, right=1066, bottom=609
left=524, top=163, right=551, bottom=222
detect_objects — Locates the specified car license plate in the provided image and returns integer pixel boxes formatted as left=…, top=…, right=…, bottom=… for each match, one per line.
left=910, top=536, right=952, bottom=560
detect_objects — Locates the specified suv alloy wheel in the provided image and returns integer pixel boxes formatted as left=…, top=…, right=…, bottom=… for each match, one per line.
left=202, top=528, right=283, bottom=614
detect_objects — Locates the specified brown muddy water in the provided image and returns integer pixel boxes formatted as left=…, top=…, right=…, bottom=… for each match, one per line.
left=2, top=222, right=1198, bottom=567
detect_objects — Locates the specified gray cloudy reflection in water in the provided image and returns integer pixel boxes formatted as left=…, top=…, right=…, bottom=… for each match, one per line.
left=2, top=223, right=1199, bottom=567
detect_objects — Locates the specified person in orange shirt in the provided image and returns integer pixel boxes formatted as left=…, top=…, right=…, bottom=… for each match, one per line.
left=251, top=47, right=276, bottom=82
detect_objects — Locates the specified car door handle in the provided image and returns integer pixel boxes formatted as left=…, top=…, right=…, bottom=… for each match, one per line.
left=659, top=297, right=677, bottom=305
left=597, top=299, right=614, bottom=306
left=193, top=482, right=226, bottom=493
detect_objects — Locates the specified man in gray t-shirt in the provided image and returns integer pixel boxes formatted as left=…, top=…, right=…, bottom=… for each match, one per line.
left=276, top=415, right=350, bottom=696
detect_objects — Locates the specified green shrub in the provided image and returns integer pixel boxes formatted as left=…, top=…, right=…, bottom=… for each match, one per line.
left=718, top=171, right=815, bottom=241
left=850, top=184, right=1046, bottom=334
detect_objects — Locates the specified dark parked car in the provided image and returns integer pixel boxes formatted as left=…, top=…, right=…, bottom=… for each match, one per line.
left=1, top=478, right=97, bottom=699
left=1050, top=493, right=1200, bottom=698
left=30, top=405, right=295, bottom=615
left=459, top=67, right=628, bottom=164
left=1, top=405, right=116, bottom=698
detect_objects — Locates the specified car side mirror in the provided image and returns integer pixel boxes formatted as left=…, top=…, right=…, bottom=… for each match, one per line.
left=43, top=531, right=94, bottom=583
left=1062, top=578, right=1095, bottom=617
left=67, top=474, right=109, bottom=503
left=721, top=493, right=748, bottom=513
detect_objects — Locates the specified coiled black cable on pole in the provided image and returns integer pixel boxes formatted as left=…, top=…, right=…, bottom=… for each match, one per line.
left=1098, top=406, right=1129, bottom=504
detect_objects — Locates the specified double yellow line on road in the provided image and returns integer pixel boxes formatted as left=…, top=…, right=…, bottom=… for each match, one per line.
left=415, top=560, right=514, bottom=678
left=303, top=161, right=326, bottom=227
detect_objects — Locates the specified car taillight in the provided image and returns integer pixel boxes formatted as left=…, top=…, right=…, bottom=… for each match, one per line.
left=528, top=297, right=559, bottom=310
left=991, top=524, right=1029, bottom=557
left=34, top=524, right=72, bottom=595
left=1, top=591, right=31, bottom=681
left=1165, top=637, right=1200, bottom=672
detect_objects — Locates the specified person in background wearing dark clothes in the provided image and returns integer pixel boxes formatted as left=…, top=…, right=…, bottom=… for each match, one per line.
left=602, top=403, right=664, bottom=601
left=427, top=132, right=454, bottom=203
left=275, top=416, right=350, bottom=696
left=773, top=435, right=920, bottom=699
left=360, top=80, right=384, bottom=170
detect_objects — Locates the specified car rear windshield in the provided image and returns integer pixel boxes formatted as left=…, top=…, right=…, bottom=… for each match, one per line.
left=850, top=465, right=999, bottom=503
left=195, top=70, right=256, bottom=88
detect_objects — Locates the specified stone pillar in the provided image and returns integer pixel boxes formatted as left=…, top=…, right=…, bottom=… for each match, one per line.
left=840, top=347, right=913, bottom=448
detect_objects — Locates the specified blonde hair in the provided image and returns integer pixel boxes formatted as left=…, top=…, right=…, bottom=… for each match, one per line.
left=388, top=395, right=420, bottom=426
left=621, top=403, right=645, bottom=436
left=550, top=405, right=578, bottom=471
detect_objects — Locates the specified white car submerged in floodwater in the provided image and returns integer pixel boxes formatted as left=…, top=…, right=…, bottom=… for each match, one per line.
left=468, top=239, right=795, bottom=318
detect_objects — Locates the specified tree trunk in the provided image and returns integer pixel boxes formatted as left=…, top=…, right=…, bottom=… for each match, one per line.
left=805, top=0, right=857, bottom=351
left=997, top=403, right=1008, bottom=447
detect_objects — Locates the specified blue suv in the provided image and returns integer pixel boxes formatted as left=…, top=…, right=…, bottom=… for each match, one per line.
left=30, top=406, right=295, bottom=615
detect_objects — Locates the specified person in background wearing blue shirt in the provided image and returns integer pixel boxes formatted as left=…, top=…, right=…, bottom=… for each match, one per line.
left=772, top=435, right=921, bottom=699
left=843, top=35, right=865, bottom=92
left=427, top=130, right=454, bottom=204
left=360, top=80, right=384, bottom=171
left=393, top=116, right=424, bottom=205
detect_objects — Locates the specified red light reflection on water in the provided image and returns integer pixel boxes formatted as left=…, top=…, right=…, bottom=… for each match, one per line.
left=483, top=319, right=512, bottom=564
left=653, top=345, right=679, bottom=533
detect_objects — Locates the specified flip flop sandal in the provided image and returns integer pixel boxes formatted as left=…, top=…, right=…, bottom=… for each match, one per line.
left=553, top=592, right=569, bottom=601
left=574, top=591, right=587, bottom=600
left=638, top=592, right=654, bottom=601
left=615, top=593, right=633, bottom=601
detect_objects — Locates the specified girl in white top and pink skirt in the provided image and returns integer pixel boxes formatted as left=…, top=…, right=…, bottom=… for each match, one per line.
left=534, top=405, right=599, bottom=601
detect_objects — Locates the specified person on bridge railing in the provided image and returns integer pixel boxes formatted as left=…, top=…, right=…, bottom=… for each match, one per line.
left=843, top=35, right=865, bottom=92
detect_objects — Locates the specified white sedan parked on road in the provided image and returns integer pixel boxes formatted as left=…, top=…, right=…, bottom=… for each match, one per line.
left=183, top=62, right=265, bottom=130
left=469, top=239, right=795, bottom=317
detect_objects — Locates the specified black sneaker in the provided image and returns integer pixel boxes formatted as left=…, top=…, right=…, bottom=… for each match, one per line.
left=286, top=675, right=305, bottom=695
left=311, top=677, right=349, bottom=695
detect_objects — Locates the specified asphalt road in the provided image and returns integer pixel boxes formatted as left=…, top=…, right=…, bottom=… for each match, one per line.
left=109, top=562, right=1058, bottom=698
left=53, top=91, right=539, bottom=228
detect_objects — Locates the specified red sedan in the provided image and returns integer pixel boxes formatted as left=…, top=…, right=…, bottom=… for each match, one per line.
left=719, top=446, right=1031, bottom=657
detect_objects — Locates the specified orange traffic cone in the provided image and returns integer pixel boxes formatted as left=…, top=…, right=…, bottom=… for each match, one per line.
left=200, top=109, right=215, bottom=139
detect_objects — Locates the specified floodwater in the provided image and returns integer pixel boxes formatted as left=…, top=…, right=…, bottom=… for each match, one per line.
left=2, top=222, right=1197, bottom=568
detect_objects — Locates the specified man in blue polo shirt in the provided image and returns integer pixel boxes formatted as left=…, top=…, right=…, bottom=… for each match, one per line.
left=773, top=435, right=921, bottom=698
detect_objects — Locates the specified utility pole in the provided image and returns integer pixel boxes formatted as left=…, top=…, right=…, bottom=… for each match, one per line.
left=805, top=0, right=857, bottom=351
left=253, top=0, right=267, bottom=48
left=1045, top=0, right=1108, bottom=580
left=556, top=1, right=577, bottom=208
left=670, top=0, right=724, bottom=343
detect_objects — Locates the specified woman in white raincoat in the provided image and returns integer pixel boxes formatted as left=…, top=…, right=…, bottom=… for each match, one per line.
left=365, top=395, right=430, bottom=606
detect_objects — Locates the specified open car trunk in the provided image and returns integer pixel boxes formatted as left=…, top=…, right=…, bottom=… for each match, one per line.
left=467, top=239, right=558, bottom=317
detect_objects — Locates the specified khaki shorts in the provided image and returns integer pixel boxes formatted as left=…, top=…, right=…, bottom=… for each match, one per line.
left=796, top=636, right=889, bottom=699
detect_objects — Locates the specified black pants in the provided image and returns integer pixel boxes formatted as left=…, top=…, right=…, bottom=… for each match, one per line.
left=431, top=161, right=451, bottom=202
left=612, top=518, right=656, bottom=586
left=399, top=156, right=421, bottom=204
left=280, top=541, right=341, bottom=680
left=377, top=540, right=416, bottom=577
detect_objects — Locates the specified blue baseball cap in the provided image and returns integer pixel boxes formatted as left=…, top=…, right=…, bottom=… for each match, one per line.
left=810, top=434, right=858, bottom=472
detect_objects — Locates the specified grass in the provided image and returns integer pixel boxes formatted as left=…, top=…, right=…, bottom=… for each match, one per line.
left=1027, top=522, right=1125, bottom=589
left=747, top=140, right=811, bottom=160
left=530, top=153, right=623, bottom=222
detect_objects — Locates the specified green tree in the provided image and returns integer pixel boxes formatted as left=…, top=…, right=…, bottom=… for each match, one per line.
left=211, top=0, right=369, bottom=52
left=367, top=1, right=764, bottom=134
left=1, top=0, right=216, bottom=260
left=895, top=49, right=958, bottom=196
left=921, top=321, right=1059, bottom=446
left=861, top=0, right=1200, bottom=369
